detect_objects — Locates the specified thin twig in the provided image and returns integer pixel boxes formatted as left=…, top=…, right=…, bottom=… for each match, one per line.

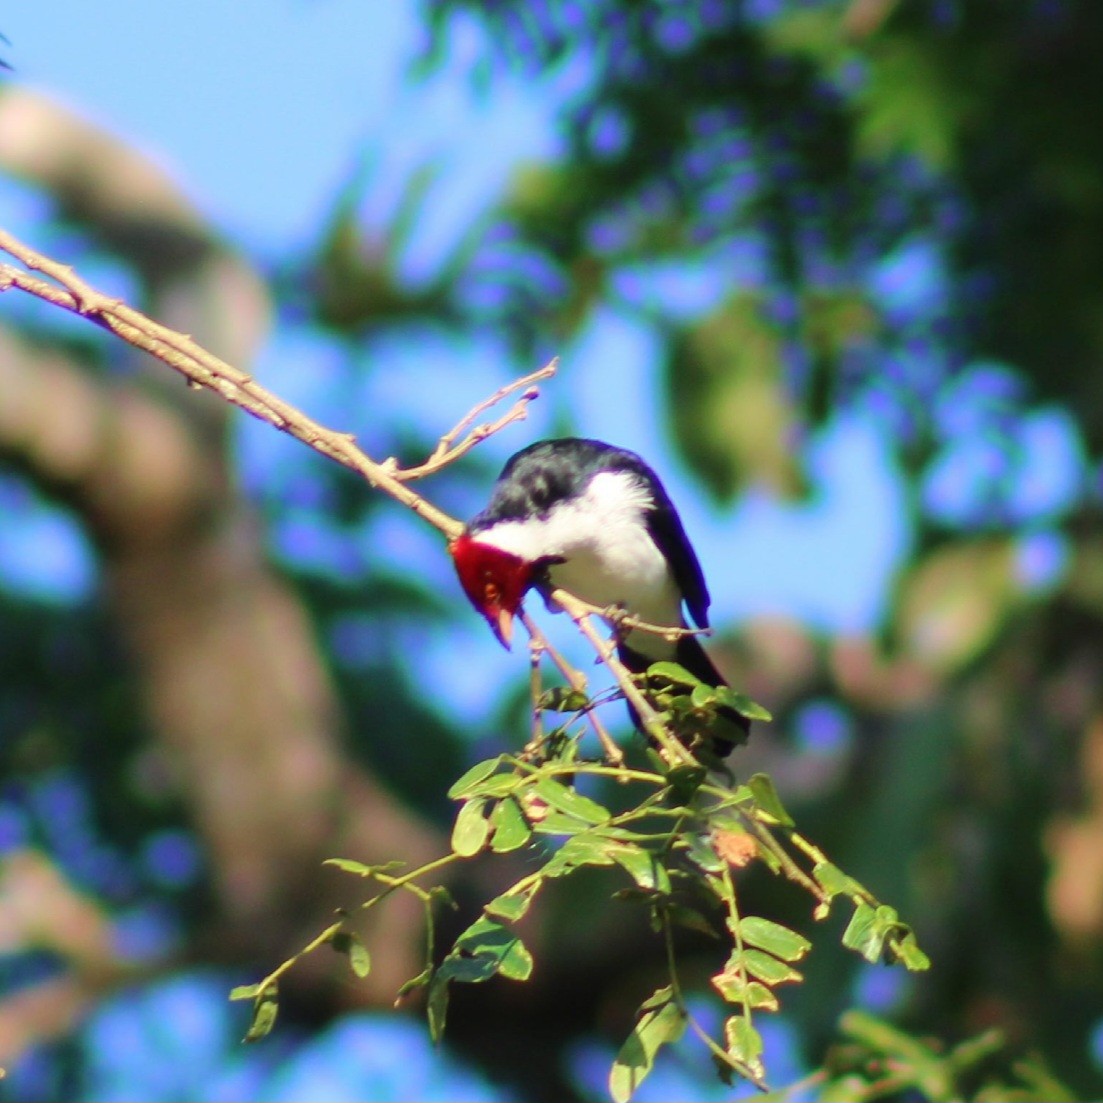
left=563, top=595, right=713, bottom=643
left=526, top=635, right=545, bottom=753
left=398, top=361, right=557, bottom=481
left=0, top=227, right=553, bottom=542
left=549, top=588, right=697, bottom=767
left=519, top=608, right=624, bottom=766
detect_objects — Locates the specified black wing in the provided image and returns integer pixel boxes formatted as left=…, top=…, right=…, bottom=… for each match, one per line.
left=602, top=446, right=712, bottom=629
left=644, top=489, right=711, bottom=629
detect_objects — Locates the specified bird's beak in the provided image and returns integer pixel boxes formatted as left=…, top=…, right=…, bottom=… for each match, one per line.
left=493, top=606, right=515, bottom=650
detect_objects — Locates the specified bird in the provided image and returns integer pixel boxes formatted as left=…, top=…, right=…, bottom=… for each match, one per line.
left=450, top=437, right=750, bottom=756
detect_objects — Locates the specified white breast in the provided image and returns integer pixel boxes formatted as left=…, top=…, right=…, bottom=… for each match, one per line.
left=478, top=470, right=684, bottom=657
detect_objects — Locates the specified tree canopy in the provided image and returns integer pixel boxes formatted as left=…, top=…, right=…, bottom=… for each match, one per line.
left=1, top=1, right=1102, bottom=1100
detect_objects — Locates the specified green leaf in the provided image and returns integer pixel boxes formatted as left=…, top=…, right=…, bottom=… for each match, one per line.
left=665, top=764, right=707, bottom=801
left=690, top=683, right=717, bottom=708
left=740, top=948, right=803, bottom=986
left=429, top=884, right=457, bottom=910
left=530, top=809, right=595, bottom=835
left=448, top=757, right=504, bottom=799
left=713, top=686, right=773, bottom=722
left=395, top=964, right=432, bottom=1001
left=724, top=1015, right=765, bottom=1072
left=665, top=903, right=719, bottom=938
left=609, top=995, right=687, bottom=1103
left=639, top=984, right=674, bottom=1011
left=427, top=953, right=502, bottom=1040
left=842, top=902, right=885, bottom=963
left=243, top=987, right=279, bottom=1043
left=490, top=798, right=531, bottom=853
left=533, top=777, right=611, bottom=824
left=645, top=661, right=703, bottom=687
left=541, top=831, right=618, bottom=876
left=747, top=773, right=794, bottom=827
left=537, top=686, right=590, bottom=712
left=322, top=857, right=372, bottom=877
left=892, top=930, right=932, bottom=972
left=610, top=844, right=671, bottom=894
left=485, top=884, right=538, bottom=922
left=323, top=857, right=406, bottom=878
left=453, top=916, right=534, bottom=981
left=711, top=972, right=780, bottom=1012
left=229, top=983, right=263, bottom=1002
left=330, top=930, right=372, bottom=978
left=738, top=916, right=811, bottom=963
left=813, top=861, right=861, bottom=899
left=468, top=773, right=525, bottom=798
left=451, top=798, right=491, bottom=857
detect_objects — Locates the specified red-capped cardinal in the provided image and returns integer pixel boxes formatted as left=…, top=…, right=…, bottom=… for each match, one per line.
left=451, top=438, right=750, bottom=754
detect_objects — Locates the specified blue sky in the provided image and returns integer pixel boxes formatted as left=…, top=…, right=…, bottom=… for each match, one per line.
left=0, top=0, right=919, bottom=651
left=0, top=0, right=1085, bottom=657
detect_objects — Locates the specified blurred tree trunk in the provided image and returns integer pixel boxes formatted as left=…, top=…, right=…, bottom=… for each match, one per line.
left=0, top=89, right=443, bottom=1044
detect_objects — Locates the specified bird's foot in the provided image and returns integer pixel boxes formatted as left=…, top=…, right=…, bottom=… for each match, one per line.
left=601, top=601, right=631, bottom=640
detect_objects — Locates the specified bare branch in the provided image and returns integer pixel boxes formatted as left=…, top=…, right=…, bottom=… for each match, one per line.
left=397, top=360, right=557, bottom=481
left=547, top=588, right=697, bottom=767
left=519, top=609, right=624, bottom=766
left=560, top=594, right=713, bottom=643
left=0, top=227, right=559, bottom=542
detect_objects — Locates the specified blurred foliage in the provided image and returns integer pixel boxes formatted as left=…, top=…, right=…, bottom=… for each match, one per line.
left=806, top=1009, right=1078, bottom=1102
left=6, top=0, right=1103, bottom=1099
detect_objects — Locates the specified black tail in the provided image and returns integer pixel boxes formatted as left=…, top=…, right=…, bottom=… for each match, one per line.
left=617, top=635, right=750, bottom=757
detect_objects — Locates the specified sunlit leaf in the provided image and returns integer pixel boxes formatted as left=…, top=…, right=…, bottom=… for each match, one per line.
left=323, top=857, right=407, bottom=879
left=490, top=797, right=532, bottom=852
left=450, top=915, right=534, bottom=982
left=737, top=916, right=811, bottom=963
left=691, top=683, right=717, bottom=708
left=541, top=832, right=617, bottom=875
left=842, top=902, right=884, bottom=963
left=711, top=971, right=780, bottom=1012
left=724, top=1015, right=765, bottom=1071
left=243, top=987, right=279, bottom=1043
left=892, top=930, right=932, bottom=972
left=813, top=861, right=862, bottom=900
left=684, top=832, right=725, bottom=874
left=747, top=773, right=794, bottom=827
left=713, top=686, right=774, bottom=722
left=609, top=994, right=687, bottom=1103
left=645, top=661, right=703, bottom=686
left=485, top=882, right=539, bottom=921
left=533, top=777, right=611, bottom=824
left=395, top=965, right=432, bottom=1001
left=448, top=757, right=505, bottom=799
left=740, top=948, right=803, bottom=986
left=452, top=797, right=491, bottom=857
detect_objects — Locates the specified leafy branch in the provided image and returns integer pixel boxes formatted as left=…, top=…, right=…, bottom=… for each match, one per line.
left=230, top=665, right=930, bottom=1100
left=0, top=228, right=931, bottom=1100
